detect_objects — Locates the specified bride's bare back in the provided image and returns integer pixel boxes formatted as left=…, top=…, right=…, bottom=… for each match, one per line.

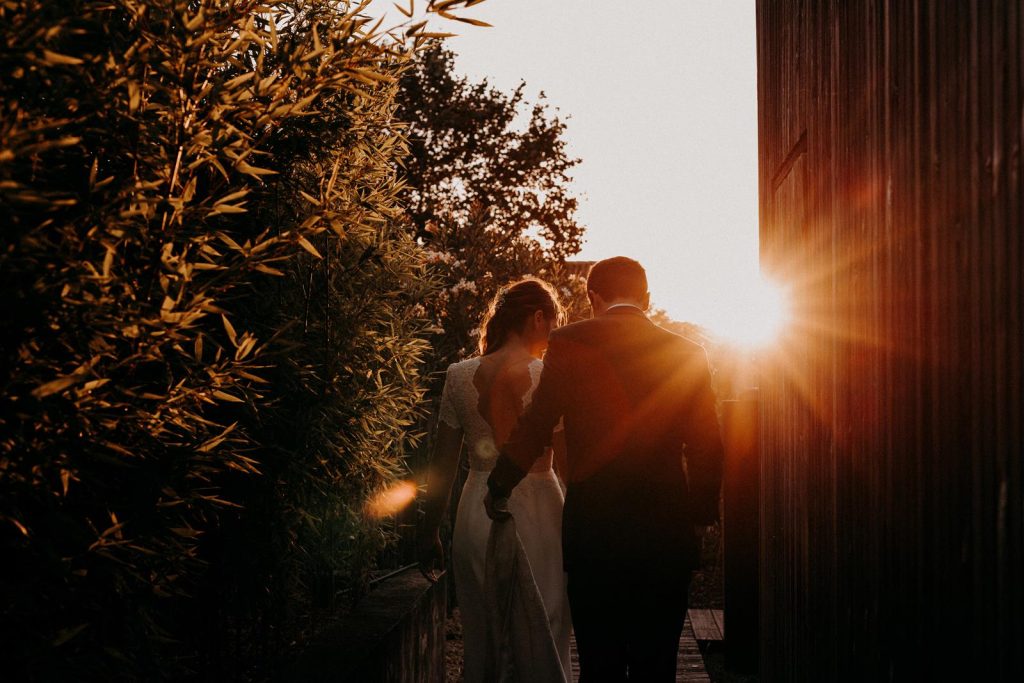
left=473, top=352, right=553, bottom=472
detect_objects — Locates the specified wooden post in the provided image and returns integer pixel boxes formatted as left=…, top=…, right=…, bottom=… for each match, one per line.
left=721, top=395, right=760, bottom=674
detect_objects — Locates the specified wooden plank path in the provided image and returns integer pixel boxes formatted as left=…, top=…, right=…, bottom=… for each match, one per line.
left=568, top=611, right=716, bottom=682
left=688, top=608, right=725, bottom=642
left=677, top=613, right=712, bottom=682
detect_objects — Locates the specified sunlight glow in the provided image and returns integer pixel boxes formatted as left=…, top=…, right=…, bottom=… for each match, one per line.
left=701, top=275, right=791, bottom=349
left=365, top=481, right=417, bottom=519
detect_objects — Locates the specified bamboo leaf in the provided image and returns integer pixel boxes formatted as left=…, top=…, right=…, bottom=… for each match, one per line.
left=212, top=390, right=244, bottom=403
left=80, top=379, right=109, bottom=392
left=235, top=160, right=277, bottom=176
left=235, top=335, right=256, bottom=360
left=5, top=517, right=29, bottom=537
left=297, top=236, right=323, bottom=259
left=254, top=264, right=284, bottom=276
left=52, top=624, right=89, bottom=647
left=225, top=72, right=255, bottom=90
left=405, top=20, right=428, bottom=37
left=41, top=49, right=83, bottom=65
left=222, top=315, right=238, bottom=346
left=32, top=375, right=78, bottom=399
left=215, top=189, right=249, bottom=205
left=127, top=80, right=141, bottom=113
left=349, top=67, right=395, bottom=84
left=170, top=527, right=202, bottom=538
left=452, top=15, right=492, bottom=27
left=184, top=9, right=205, bottom=31
left=208, top=202, right=247, bottom=215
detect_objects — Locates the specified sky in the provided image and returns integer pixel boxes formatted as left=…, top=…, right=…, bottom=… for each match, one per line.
left=440, top=1, right=762, bottom=334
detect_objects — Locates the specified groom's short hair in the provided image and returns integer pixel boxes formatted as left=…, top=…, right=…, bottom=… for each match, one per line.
left=587, top=256, right=648, bottom=301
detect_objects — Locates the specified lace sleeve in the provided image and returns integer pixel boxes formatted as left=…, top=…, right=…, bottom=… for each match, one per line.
left=522, top=360, right=543, bottom=410
left=438, top=364, right=460, bottom=429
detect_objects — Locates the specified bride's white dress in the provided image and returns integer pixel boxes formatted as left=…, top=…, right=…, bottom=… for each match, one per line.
left=439, top=357, right=572, bottom=682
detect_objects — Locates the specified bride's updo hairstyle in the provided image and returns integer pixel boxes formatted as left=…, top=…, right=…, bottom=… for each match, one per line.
left=479, top=278, right=564, bottom=355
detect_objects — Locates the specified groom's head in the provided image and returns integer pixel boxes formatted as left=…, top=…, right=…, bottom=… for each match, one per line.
left=586, top=256, right=650, bottom=317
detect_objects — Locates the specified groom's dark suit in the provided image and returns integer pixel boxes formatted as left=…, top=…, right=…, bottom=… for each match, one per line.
left=487, top=305, right=723, bottom=682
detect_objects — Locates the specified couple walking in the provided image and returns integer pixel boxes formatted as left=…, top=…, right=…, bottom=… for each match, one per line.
left=419, top=257, right=724, bottom=682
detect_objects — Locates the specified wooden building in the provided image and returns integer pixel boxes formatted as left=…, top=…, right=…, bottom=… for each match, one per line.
left=756, top=2, right=1022, bottom=679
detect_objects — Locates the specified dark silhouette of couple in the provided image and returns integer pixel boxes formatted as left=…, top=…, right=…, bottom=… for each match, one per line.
left=420, top=256, right=724, bottom=682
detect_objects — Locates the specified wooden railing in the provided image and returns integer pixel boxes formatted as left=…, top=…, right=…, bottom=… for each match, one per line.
left=286, top=568, right=446, bottom=682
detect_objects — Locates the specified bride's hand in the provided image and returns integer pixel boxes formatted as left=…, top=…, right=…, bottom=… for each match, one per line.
left=417, top=529, right=444, bottom=583
left=483, top=490, right=511, bottom=522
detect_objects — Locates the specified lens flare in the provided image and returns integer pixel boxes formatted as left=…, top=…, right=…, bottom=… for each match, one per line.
left=707, top=275, right=791, bottom=349
left=365, top=481, right=417, bottom=519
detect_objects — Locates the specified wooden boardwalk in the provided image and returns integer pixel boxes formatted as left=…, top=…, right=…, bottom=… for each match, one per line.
left=568, top=610, right=720, bottom=682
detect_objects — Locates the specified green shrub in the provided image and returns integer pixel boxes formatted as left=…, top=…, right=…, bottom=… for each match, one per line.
left=0, top=1, right=485, bottom=678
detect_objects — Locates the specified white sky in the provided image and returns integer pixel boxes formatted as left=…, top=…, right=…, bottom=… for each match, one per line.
left=440, top=0, right=761, bottom=331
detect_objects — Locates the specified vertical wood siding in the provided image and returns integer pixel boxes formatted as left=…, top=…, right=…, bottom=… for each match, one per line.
left=756, top=2, right=1022, bottom=679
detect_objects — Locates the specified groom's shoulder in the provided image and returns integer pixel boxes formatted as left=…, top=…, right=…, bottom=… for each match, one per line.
left=648, top=323, right=710, bottom=364
left=550, top=316, right=603, bottom=342
left=551, top=315, right=698, bottom=344
left=657, top=324, right=703, bottom=349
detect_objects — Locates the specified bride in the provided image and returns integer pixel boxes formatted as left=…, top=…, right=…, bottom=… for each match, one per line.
left=418, top=278, right=572, bottom=682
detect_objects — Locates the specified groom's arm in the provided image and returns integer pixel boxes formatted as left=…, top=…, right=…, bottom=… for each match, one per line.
left=487, top=334, right=569, bottom=500
left=683, top=346, right=724, bottom=525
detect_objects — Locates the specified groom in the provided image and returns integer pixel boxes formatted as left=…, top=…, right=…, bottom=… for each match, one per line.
left=485, top=256, right=723, bottom=682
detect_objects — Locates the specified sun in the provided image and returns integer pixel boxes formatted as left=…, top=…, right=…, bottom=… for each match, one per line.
left=703, top=275, right=791, bottom=349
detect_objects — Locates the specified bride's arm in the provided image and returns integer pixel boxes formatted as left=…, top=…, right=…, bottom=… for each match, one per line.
left=418, top=367, right=464, bottom=582
left=418, top=419, right=463, bottom=582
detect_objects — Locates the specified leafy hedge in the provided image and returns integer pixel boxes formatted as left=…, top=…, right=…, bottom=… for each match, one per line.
left=0, top=1, right=482, bottom=678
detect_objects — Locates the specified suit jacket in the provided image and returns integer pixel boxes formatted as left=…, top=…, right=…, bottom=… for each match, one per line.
left=487, top=306, right=724, bottom=572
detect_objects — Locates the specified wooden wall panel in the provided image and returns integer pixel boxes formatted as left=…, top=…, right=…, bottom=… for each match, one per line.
left=756, top=1, right=1023, bottom=679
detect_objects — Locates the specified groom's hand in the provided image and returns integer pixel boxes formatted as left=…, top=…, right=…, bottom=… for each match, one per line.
left=693, top=523, right=713, bottom=537
left=484, top=490, right=511, bottom=521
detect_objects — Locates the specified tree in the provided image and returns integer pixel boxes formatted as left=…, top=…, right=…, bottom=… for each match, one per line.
left=397, top=45, right=588, bottom=365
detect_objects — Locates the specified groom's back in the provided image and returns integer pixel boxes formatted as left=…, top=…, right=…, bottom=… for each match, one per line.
left=551, top=308, right=718, bottom=569
left=553, top=309, right=709, bottom=479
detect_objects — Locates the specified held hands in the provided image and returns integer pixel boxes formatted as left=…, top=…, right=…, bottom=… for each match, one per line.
left=693, top=523, right=714, bottom=537
left=417, top=529, right=444, bottom=584
left=693, top=523, right=717, bottom=566
left=483, top=490, right=511, bottom=522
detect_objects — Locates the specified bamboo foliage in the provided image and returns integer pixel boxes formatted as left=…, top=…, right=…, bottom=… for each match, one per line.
left=0, top=0, right=489, bottom=677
